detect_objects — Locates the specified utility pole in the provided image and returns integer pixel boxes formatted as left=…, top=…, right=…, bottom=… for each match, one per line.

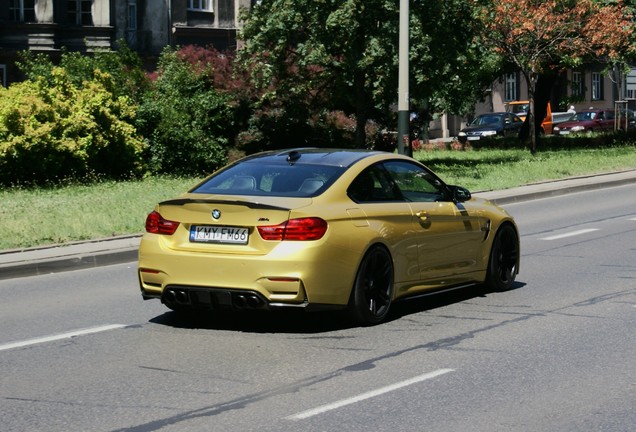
left=396, top=0, right=410, bottom=155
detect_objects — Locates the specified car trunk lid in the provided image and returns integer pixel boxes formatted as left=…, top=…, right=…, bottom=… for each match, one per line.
left=153, top=194, right=312, bottom=255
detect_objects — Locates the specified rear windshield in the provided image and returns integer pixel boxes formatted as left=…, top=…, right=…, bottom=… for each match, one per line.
left=191, top=162, right=345, bottom=197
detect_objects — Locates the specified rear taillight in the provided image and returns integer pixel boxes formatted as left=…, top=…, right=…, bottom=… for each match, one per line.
left=145, top=211, right=180, bottom=235
left=258, top=217, right=327, bottom=241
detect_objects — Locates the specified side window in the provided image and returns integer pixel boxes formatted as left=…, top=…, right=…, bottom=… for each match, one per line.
left=383, top=160, right=446, bottom=202
left=348, top=165, right=402, bottom=203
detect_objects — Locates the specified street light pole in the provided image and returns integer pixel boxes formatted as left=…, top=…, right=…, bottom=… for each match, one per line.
left=396, top=0, right=410, bottom=155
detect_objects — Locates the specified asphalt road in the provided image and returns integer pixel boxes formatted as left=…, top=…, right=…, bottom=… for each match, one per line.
left=1, top=183, right=635, bottom=432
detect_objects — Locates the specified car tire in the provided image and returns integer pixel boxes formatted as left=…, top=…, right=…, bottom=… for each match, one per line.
left=349, top=245, right=394, bottom=325
left=485, top=224, right=519, bottom=292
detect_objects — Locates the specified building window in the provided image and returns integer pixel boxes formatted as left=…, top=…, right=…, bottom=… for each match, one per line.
left=188, top=0, right=213, bottom=12
left=128, top=1, right=138, bottom=31
left=68, top=0, right=93, bottom=26
left=592, top=72, right=603, bottom=101
left=572, top=71, right=583, bottom=98
left=9, top=0, right=36, bottom=23
left=126, top=0, right=138, bottom=47
left=504, top=73, right=518, bottom=102
left=626, top=68, right=636, bottom=99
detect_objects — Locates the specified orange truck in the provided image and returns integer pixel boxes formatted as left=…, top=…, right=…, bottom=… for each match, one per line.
left=505, top=100, right=553, bottom=135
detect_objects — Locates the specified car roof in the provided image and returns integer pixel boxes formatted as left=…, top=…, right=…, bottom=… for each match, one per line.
left=239, top=148, right=384, bottom=168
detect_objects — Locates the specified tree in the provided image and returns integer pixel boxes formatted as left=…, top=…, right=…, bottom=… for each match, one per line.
left=238, top=0, right=390, bottom=148
left=409, top=0, right=500, bottom=117
left=475, top=0, right=634, bottom=153
left=136, top=46, right=236, bottom=176
left=238, top=0, right=493, bottom=148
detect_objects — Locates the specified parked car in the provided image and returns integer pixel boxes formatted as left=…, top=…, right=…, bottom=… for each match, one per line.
left=505, top=101, right=530, bottom=120
left=458, top=112, right=524, bottom=143
left=553, top=109, right=615, bottom=135
left=138, top=149, right=520, bottom=325
left=505, top=100, right=555, bottom=134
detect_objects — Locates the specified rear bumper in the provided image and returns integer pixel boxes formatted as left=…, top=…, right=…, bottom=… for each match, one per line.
left=137, top=233, right=360, bottom=308
left=143, top=285, right=310, bottom=311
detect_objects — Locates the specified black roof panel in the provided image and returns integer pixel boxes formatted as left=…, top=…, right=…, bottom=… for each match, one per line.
left=241, top=148, right=382, bottom=168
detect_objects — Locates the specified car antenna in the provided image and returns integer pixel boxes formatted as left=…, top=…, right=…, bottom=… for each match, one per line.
left=287, top=151, right=301, bottom=164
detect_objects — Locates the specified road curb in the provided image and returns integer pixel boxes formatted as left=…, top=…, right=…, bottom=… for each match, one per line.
left=475, top=169, right=636, bottom=205
left=0, top=236, right=141, bottom=281
left=0, top=248, right=140, bottom=281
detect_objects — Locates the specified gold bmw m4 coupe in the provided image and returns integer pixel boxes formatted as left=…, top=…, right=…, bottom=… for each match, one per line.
left=138, top=148, right=519, bottom=325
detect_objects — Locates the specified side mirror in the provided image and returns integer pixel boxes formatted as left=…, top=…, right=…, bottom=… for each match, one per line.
left=449, top=185, right=472, bottom=203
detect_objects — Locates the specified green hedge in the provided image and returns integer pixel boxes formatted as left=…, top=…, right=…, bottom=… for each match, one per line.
left=0, top=68, right=145, bottom=186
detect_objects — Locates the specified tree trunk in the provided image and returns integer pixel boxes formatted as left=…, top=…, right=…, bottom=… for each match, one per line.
left=534, top=74, right=556, bottom=144
left=354, top=69, right=367, bottom=148
left=524, top=71, right=538, bottom=154
left=523, top=73, right=556, bottom=154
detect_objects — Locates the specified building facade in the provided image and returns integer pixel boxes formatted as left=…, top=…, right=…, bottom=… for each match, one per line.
left=479, top=68, right=620, bottom=116
left=428, top=66, right=632, bottom=140
left=0, top=0, right=253, bottom=86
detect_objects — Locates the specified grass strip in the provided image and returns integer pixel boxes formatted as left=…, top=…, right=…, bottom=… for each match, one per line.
left=0, top=177, right=199, bottom=250
left=2, top=145, right=636, bottom=250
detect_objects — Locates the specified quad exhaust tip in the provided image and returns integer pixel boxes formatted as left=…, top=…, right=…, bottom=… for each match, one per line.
left=233, top=294, right=264, bottom=309
left=163, top=288, right=266, bottom=310
left=164, top=289, right=189, bottom=305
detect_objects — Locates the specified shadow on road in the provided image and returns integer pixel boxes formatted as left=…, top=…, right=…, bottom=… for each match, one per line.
left=149, top=281, right=526, bottom=334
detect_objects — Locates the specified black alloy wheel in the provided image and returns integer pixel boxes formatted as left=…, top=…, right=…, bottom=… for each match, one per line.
left=486, top=224, right=519, bottom=291
left=349, top=245, right=394, bottom=325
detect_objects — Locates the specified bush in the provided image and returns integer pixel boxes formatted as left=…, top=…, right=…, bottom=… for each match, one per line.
left=0, top=68, right=145, bottom=186
left=137, top=47, right=236, bottom=176
left=17, top=41, right=149, bottom=103
left=236, top=109, right=379, bottom=154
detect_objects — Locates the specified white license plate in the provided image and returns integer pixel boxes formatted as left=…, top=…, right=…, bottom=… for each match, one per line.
left=559, top=131, right=570, bottom=135
left=467, top=136, right=480, bottom=141
left=190, top=226, right=249, bottom=244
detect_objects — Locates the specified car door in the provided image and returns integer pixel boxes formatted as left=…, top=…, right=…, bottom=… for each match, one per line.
left=347, top=165, right=422, bottom=284
left=504, top=113, right=523, bottom=137
left=381, top=160, right=485, bottom=288
left=601, top=110, right=615, bottom=131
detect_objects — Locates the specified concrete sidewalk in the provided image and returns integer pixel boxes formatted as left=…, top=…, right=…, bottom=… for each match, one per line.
left=1, top=169, right=635, bottom=281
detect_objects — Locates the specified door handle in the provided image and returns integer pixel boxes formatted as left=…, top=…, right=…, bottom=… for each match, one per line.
left=416, top=211, right=429, bottom=222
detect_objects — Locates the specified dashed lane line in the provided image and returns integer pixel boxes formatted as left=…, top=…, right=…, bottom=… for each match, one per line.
left=0, top=324, right=127, bottom=352
left=286, top=368, right=454, bottom=421
left=540, top=228, right=600, bottom=241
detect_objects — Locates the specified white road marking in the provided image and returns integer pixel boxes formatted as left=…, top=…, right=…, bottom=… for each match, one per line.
left=0, top=324, right=127, bottom=352
left=286, top=368, right=454, bottom=420
left=540, top=228, right=599, bottom=241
